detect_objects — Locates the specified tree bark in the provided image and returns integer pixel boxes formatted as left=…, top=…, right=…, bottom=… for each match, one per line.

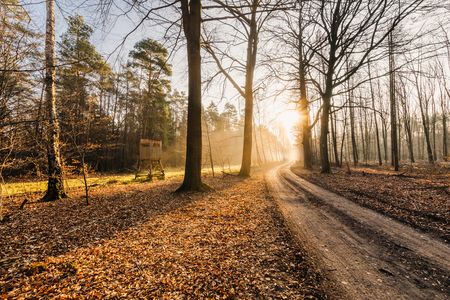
left=389, top=33, right=399, bottom=171
left=177, top=0, right=206, bottom=191
left=253, top=122, right=262, bottom=166
left=204, top=116, right=215, bottom=177
left=320, top=94, right=331, bottom=173
left=297, top=2, right=313, bottom=169
left=358, top=98, right=367, bottom=164
left=442, top=100, right=448, bottom=161
left=399, top=84, right=415, bottom=163
left=330, top=109, right=340, bottom=167
left=349, top=96, right=358, bottom=166
left=417, top=93, right=434, bottom=164
left=368, top=64, right=383, bottom=165
left=414, top=67, right=434, bottom=164
left=239, top=2, right=258, bottom=177
left=42, top=0, right=67, bottom=201
left=339, top=106, right=347, bottom=166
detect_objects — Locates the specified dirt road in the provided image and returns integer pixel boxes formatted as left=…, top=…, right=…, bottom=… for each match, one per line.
left=266, top=164, right=450, bottom=300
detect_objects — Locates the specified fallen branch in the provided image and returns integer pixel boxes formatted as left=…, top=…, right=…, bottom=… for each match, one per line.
left=19, top=199, right=28, bottom=209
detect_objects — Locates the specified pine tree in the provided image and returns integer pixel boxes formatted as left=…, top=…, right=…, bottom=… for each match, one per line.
left=129, top=39, right=173, bottom=146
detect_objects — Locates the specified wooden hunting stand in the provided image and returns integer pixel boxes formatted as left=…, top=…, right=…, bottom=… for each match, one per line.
left=135, top=139, right=165, bottom=180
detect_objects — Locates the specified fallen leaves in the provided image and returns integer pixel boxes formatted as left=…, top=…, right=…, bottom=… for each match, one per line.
left=1, top=174, right=327, bottom=299
left=292, top=163, right=449, bottom=242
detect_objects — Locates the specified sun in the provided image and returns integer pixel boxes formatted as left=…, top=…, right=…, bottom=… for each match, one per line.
left=278, top=109, right=300, bottom=143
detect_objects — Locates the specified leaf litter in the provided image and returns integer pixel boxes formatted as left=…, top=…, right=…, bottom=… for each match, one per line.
left=1, top=174, right=328, bottom=299
left=292, top=163, right=449, bottom=243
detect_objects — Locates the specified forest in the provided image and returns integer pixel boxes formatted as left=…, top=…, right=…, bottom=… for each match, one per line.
left=1, top=0, right=449, bottom=299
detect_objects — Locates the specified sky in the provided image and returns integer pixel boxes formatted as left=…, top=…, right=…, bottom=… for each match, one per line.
left=23, top=0, right=299, bottom=145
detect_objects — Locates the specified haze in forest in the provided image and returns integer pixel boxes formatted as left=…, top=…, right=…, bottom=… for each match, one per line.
left=2, top=0, right=450, bottom=298
left=1, top=0, right=449, bottom=192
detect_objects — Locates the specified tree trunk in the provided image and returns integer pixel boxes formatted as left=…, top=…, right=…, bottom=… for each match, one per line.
left=363, top=104, right=370, bottom=164
left=339, top=107, right=347, bottom=166
left=177, top=0, right=206, bottom=191
left=204, top=116, right=215, bottom=177
left=398, top=121, right=402, bottom=162
left=257, top=106, right=268, bottom=164
left=418, top=96, right=434, bottom=164
left=320, top=94, right=331, bottom=173
left=297, top=2, right=313, bottom=169
left=330, top=109, right=340, bottom=167
left=239, top=3, right=258, bottom=177
left=240, top=92, right=253, bottom=176
left=358, top=100, right=367, bottom=164
left=253, top=122, right=262, bottom=166
left=443, top=105, right=448, bottom=161
left=369, top=65, right=383, bottom=165
left=42, top=0, right=67, bottom=201
left=415, top=69, right=434, bottom=164
left=349, top=98, right=358, bottom=166
left=399, top=85, right=415, bottom=163
left=122, top=79, right=129, bottom=168
left=404, top=117, right=415, bottom=163
left=432, top=103, right=437, bottom=161
left=389, top=33, right=399, bottom=171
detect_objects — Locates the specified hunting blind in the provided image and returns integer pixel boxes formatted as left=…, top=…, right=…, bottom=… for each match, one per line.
left=135, top=139, right=165, bottom=180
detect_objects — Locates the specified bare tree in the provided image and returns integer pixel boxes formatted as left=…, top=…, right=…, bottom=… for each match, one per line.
left=389, top=32, right=400, bottom=170
left=42, top=0, right=67, bottom=201
left=368, top=62, right=383, bottom=165
left=303, top=0, right=423, bottom=173
left=411, top=61, right=434, bottom=164
left=177, top=0, right=208, bottom=191
left=203, top=0, right=284, bottom=176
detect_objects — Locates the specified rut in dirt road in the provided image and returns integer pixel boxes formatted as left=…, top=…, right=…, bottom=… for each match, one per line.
left=266, top=164, right=450, bottom=300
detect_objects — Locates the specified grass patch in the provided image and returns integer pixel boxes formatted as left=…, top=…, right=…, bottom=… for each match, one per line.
left=1, top=166, right=240, bottom=197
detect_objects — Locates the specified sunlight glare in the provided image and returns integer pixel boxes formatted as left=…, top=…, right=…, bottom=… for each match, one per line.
left=278, top=109, right=300, bottom=144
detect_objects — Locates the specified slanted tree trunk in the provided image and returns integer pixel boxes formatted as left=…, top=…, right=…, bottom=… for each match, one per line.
left=177, top=0, right=206, bottom=191
left=417, top=92, right=434, bottom=164
left=42, top=0, right=67, bottom=202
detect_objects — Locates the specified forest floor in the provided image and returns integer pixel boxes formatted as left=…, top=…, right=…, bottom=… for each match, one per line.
left=0, top=170, right=330, bottom=299
left=291, top=162, right=450, bottom=243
